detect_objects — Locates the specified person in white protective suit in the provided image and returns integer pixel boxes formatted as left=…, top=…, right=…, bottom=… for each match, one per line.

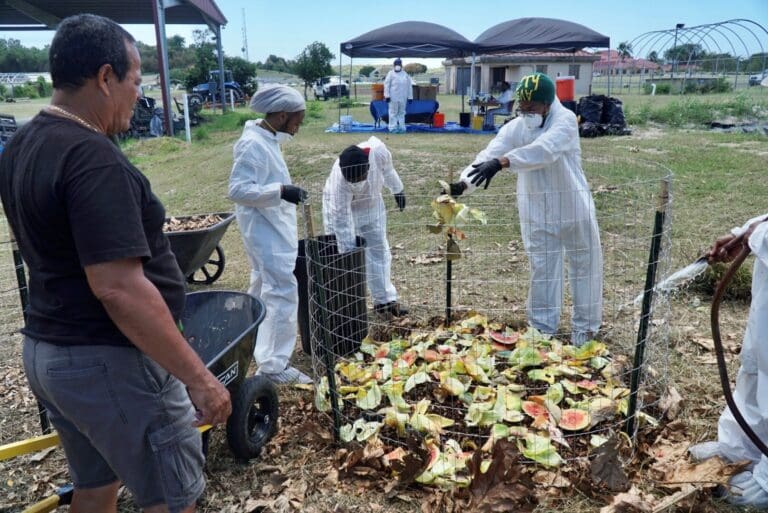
left=228, top=85, right=312, bottom=385
left=689, top=213, right=768, bottom=508
left=447, top=72, right=603, bottom=346
left=383, top=58, right=413, bottom=134
left=322, top=137, right=409, bottom=316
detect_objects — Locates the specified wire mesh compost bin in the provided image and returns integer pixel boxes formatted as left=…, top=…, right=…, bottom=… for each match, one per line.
left=298, top=156, right=674, bottom=483
left=296, top=233, right=368, bottom=358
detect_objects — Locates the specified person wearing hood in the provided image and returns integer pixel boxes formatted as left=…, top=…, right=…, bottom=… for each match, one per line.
left=447, top=72, right=603, bottom=346
left=228, top=85, right=311, bottom=385
left=689, top=214, right=768, bottom=508
left=322, top=137, right=409, bottom=316
left=383, top=58, right=413, bottom=134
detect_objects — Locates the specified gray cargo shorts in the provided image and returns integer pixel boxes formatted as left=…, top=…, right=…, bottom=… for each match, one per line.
left=23, top=337, right=205, bottom=513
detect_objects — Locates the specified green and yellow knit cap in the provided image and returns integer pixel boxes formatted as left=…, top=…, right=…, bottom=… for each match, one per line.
left=516, top=73, right=555, bottom=104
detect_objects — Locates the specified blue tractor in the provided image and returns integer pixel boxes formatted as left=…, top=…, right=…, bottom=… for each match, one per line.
left=192, top=70, right=245, bottom=104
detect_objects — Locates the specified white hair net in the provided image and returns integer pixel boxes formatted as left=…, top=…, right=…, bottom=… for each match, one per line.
left=250, top=85, right=306, bottom=114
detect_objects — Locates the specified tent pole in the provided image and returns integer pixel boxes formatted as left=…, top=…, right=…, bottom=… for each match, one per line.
left=348, top=55, right=353, bottom=115
left=215, top=25, right=226, bottom=113
left=338, top=50, right=342, bottom=129
left=151, top=0, right=173, bottom=136
left=470, top=52, right=476, bottom=100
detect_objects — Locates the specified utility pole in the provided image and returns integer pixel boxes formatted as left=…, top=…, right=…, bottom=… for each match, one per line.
left=241, top=8, right=249, bottom=61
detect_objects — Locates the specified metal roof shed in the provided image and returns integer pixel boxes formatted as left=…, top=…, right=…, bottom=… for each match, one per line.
left=0, top=0, right=229, bottom=135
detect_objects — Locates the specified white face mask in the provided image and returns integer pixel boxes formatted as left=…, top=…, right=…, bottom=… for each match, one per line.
left=394, top=66, right=402, bottom=72
left=275, top=131, right=293, bottom=144
left=522, top=113, right=543, bottom=130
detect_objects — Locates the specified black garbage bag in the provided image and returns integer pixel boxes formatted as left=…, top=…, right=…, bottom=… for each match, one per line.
left=604, top=124, right=632, bottom=136
left=577, top=95, right=605, bottom=124
left=579, top=121, right=603, bottom=138
left=601, top=97, right=626, bottom=127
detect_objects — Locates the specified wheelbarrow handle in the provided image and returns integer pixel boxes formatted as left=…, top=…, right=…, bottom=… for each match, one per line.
left=22, top=494, right=60, bottom=513
left=19, top=428, right=214, bottom=512
left=22, top=485, right=73, bottom=513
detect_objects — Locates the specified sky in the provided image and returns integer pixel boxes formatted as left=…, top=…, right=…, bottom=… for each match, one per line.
left=3, top=0, right=767, bottom=67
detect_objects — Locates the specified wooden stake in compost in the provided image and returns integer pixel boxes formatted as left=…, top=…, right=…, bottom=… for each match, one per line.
left=625, top=178, right=670, bottom=437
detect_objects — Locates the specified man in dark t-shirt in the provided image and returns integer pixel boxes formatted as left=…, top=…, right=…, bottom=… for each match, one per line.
left=0, top=15, right=230, bottom=513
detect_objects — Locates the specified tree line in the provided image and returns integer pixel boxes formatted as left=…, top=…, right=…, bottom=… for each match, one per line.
left=0, top=32, right=258, bottom=96
left=3, top=34, right=433, bottom=102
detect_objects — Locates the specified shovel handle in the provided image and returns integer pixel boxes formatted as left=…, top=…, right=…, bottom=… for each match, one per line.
left=303, top=203, right=315, bottom=238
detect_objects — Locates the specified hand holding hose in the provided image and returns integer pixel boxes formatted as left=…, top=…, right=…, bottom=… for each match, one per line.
left=709, top=218, right=767, bottom=263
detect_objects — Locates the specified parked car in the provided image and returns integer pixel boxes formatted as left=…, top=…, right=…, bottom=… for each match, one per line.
left=748, top=69, right=768, bottom=86
left=312, top=76, right=349, bottom=100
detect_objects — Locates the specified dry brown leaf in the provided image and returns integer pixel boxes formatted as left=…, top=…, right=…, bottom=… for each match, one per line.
left=28, top=446, right=56, bottom=463
left=650, top=484, right=699, bottom=513
left=421, top=490, right=461, bottom=513
left=692, top=335, right=741, bottom=354
left=409, top=253, right=444, bottom=265
left=646, top=439, right=688, bottom=478
left=663, top=456, right=750, bottom=489
left=532, top=470, right=572, bottom=488
left=390, top=435, right=430, bottom=486
left=244, top=497, right=272, bottom=511
left=591, top=439, right=630, bottom=492
left=466, top=440, right=537, bottom=512
left=599, top=485, right=655, bottom=513
left=659, top=387, right=683, bottom=420
left=694, top=354, right=718, bottom=365
left=692, top=336, right=715, bottom=352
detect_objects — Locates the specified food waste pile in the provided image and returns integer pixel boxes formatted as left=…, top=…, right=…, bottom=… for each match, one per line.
left=313, top=313, right=656, bottom=487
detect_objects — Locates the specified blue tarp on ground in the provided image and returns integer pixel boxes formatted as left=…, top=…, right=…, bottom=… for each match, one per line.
left=325, top=121, right=496, bottom=134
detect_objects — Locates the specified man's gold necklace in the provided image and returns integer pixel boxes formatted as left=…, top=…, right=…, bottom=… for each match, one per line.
left=45, top=105, right=102, bottom=134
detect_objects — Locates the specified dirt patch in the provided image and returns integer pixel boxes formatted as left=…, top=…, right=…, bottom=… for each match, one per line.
left=629, top=126, right=665, bottom=140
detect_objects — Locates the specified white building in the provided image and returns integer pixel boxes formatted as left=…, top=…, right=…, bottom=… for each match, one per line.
left=443, top=50, right=600, bottom=96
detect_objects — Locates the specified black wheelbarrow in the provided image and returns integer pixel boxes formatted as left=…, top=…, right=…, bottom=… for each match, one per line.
left=165, top=212, right=235, bottom=285
left=182, top=290, right=278, bottom=460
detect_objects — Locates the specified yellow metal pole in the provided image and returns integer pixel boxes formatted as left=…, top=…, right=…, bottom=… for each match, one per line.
left=0, top=432, right=60, bottom=461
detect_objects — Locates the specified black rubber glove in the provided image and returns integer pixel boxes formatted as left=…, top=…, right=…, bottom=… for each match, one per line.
left=408, top=99, right=413, bottom=104
left=385, top=97, right=391, bottom=103
left=467, top=159, right=503, bottom=190
left=394, top=192, right=406, bottom=211
left=281, top=185, right=308, bottom=205
left=444, top=182, right=467, bottom=197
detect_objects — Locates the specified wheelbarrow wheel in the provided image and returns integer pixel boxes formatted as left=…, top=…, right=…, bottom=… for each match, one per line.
left=187, top=245, right=225, bottom=285
left=226, top=375, right=278, bottom=460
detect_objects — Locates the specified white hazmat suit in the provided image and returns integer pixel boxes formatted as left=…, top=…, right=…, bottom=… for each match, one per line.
left=383, top=66, right=413, bottom=133
left=690, top=214, right=768, bottom=507
left=228, top=118, right=299, bottom=374
left=322, top=136, right=403, bottom=306
left=457, top=98, right=603, bottom=344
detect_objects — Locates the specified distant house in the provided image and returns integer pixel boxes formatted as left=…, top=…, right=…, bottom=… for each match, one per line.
left=593, top=50, right=662, bottom=76
left=442, top=50, right=600, bottom=96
